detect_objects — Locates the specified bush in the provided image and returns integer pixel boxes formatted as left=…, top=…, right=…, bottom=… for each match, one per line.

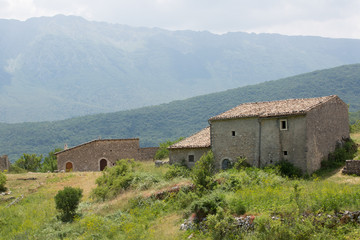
left=9, top=164, right=27, bottom=174
left=320, top=138, right=357, bottom=170
left=14, top=153, right=42, bottom=172
left=276, top=160, right=303, bottom=178
left=164, top=164, right=190, bottom=180
left=0, top=171, right=6, bottom=192
left=54, top=187, right=83, bottom=222
left=228, top=197, right=246, bottom=215
left=154, top=138, right=184, bottom=160
left=190, top=192, right=225, bottom=221
left=233, top=157, right=251, bottom=170
left=191, top=151, right=215, bottom=192
left=206, top=207, right=242, bottom=239
left=92, top=159, right=135, bottom=200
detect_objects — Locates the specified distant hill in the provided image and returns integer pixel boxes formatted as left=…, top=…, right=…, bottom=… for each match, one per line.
left=2, top=15, right=360, bottom=122
left=1, top=64, right=360, bottom=162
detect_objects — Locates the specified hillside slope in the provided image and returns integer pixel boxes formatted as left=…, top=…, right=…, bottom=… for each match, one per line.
left=2, top=15, right=360, bottom=122
left=1, top=64, right=360, bottom=162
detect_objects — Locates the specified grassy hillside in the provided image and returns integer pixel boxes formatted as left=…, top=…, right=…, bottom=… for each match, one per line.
left=1, top=64, right=360, bottom=162
left=1, top=134, right=360, bottom=239
left=2, top=15, right=360, bottom=122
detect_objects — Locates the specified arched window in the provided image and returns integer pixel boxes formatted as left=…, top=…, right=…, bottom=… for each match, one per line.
left=65, top=162, right=73, bottom=172
left=100, top=159, right=107, bottom=171
left=222, top=159, right=231, bottom=170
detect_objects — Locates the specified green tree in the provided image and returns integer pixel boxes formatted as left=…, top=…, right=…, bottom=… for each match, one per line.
left=14, top=153, right=42, bottom=172
left=155, top=137, right=184, bottom=160
left=191, top=151, right=215, bottom=192
left=54, top=187, right=83, bottom=222
left=41, top=148, right=62, bottom=172
left=0, top=171, right=6, bottom=192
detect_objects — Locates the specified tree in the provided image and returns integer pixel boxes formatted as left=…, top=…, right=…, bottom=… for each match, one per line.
left=0, top=171, right=6, bottom=192
left=191, top=151, right=215, bottom=192
left=54, top=187, right=83, bottom=222
left=154, top=137, right=184, bottom=160
left=14, top=153, right=42, bottom=172
left=41, top=148, right=62, bottom=172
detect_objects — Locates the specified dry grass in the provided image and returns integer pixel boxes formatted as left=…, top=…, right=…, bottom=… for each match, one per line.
left=148, top=213, right=184, bottom=240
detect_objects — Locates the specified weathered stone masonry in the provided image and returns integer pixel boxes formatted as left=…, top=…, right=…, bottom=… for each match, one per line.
left=56, top=139, right=158, bottom=172
left=0, top=155, right=10, bottom=171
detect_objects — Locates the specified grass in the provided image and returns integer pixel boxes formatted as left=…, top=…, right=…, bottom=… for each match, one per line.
left=0, top=137, right=359, bottom=239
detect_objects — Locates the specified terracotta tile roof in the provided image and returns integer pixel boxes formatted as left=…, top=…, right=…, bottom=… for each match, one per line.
left=209, top=95, right=337, bottom=121
left=169, top=127, right=210, bottom=149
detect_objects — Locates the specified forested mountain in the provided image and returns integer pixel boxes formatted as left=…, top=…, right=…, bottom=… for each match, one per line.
left=1, top=64, right=360, bottom=162
left=1, top=15, right=360, bottom=122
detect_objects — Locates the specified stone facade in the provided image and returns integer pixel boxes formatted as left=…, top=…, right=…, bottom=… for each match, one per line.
left=0, top=155, right=10, bottom=171
left=56, top=139, right=158, bottom=172
left=169, top=127, right=211, bottom=168
left=170, top=95, right=349, bottom=174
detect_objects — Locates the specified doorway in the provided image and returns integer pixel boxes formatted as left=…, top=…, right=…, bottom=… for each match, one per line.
left=65, top=162, right=73, bottom=172
left=100, top=159, right=107, bottom=171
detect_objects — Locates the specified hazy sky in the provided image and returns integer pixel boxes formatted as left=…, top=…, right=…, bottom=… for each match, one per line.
left=1, top=0, right=360, bottom=39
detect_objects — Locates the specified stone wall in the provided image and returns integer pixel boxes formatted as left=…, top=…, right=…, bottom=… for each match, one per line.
left=139, top=147, right=159, bottom=160
left=56, top=139, right=142, bottom=172
left=0, top=155, right=10, bottom=171
left=169, top=147, right=210, bottom=168
left=259, top=116, right=307, bottom=171
left=306, top=97, right=349, bottom=173
left=342, top=160, right=360, bottom=175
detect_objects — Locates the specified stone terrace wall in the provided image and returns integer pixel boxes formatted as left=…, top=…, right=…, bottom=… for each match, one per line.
left=342, top=160, right=360, bottom=175
left=0, top=155, right=10, bottom=171
left=139, top=147, right=159, bottom=160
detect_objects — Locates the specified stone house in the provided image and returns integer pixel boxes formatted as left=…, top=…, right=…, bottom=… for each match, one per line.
left=169, top=95, right=349, bottom=173
left=0, top=155, right=10, bottom=171
left=55, top=138, right=158, bottom=172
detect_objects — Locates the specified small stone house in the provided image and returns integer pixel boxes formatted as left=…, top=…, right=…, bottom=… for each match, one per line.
left=0, top=155, right=10, bottom=171
left=169, top=95, right=349, bottom=173
left=55, top=138, right=158, bottom=172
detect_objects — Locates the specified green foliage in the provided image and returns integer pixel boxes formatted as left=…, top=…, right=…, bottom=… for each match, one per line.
left=92, top=159, right=135, bottom=201
left=41, top=148, right=62, bottom=172
left=228, top=197, right=246, bottom=215
left=320, top=138, right=357, bottom=170
left=0, top=171, right=6, bottom=192
left=9, top=164, right=27, bottom=174
left=14, top=153, right=42, bottom=172
left=54, top=187, right=83, bottom=222
left=233, top=156, right=251, bottom=170
left=276, top=160, right=303, bottom=178
left=191, top=151, right=215, bottom=192
left=3, top=63, right=360, bottom=163
left=154, top=138, right=184, bottom=160
left=206, top=207, right=242, bottom=240
left=164, top=164, right=190, bottom=180
left=190, top=192, right=225, bottom=220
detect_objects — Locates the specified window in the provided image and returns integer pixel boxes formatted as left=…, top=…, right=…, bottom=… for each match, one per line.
left=283, top=151, right=288, bottom=156
left=280, top=119, right=288, bottom=130
left=232, top=131, right=236, bottom=136
left=188, top=155, right=194, bottom=162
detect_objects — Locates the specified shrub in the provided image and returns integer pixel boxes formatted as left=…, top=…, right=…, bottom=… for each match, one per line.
left=154, top=137, right=184, bottom=160
left=14, top=153, right=43, bottom=172
left=0, top=171, right=6, bottom=192
left=92, top=159, right=135, bottom=200
left=233, top=157, right=251, bottom=170
left=190, top=192, right=225, bottom=221
left=191, top=151, right=215, bottom=192
left=320, top=138, right=357, bottom=170
left=164, top=164, right=190, bottom=180
left=206, top=207, right=242, bottom=239
left=9, top=164, right=27, bottom=174
left=54, top=187, right=83, bottom=222
left=228, top=197, right=246, bottom=215
left=276, top=160, right=303, bottom=178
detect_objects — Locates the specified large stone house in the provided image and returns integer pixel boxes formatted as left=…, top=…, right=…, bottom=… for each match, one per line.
left=55, top=138, right=158, bottom=172
left=0, top=155, right=10, bottom=171
left=169, top=95, right=349, bottom=173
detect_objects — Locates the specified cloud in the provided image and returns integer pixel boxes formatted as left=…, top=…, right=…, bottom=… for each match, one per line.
left=0, top=0, right=359, bottom=38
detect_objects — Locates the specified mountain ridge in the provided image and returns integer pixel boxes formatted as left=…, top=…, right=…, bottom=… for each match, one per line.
left=1, top=63, right=360, bottom=162
left=2, top=15, right=360, bottom=122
